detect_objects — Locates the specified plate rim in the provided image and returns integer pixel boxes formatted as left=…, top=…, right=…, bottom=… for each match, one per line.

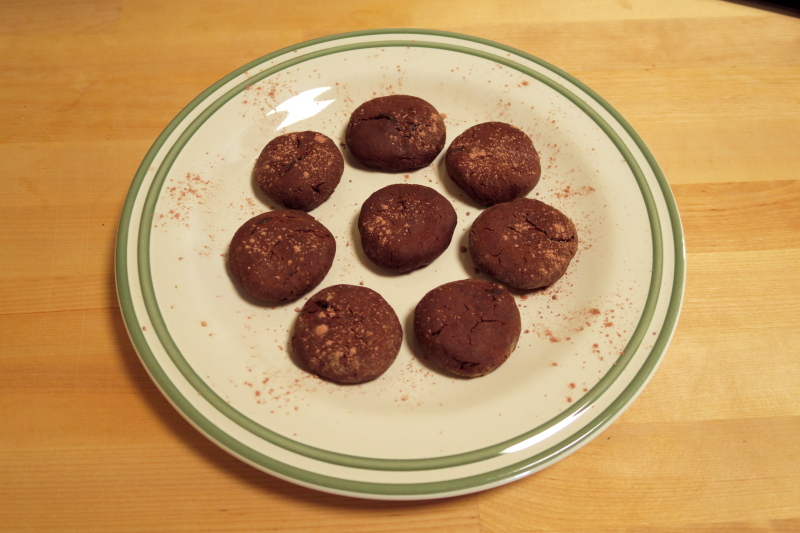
left=115, top=27, right=686, bottom=499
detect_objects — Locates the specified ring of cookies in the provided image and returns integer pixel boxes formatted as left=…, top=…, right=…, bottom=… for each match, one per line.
left=229, top=94, right=578, bottom=383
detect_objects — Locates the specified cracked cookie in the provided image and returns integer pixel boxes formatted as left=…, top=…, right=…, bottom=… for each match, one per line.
left=254, top=131, right=344, bottom=211
left=358, top=183, right=457, bottom=273
left=414, top=279, right=521, bottom=378
left=345, top=95, right=446, bottom=171
left=469, top=198, right=578, bottom=290
left=227, top=210, right=335, bottom=302
left=292, top=284, right=402, bottom=384
left=445, top=122, right=541, bottom=206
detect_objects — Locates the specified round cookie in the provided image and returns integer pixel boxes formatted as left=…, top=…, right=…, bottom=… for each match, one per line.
left=292, top=285, right=403, bottom=384
left=254, top=131, right=344, bottom=211
left=227, top=210, right=335, bottom=302
left=469, top=198, right=578, bottom=290
left=445, top=122, right=541, bottom=205
left=414, top=279, right=521, bottom=378
left=345, top=95, right=446, bottom=171
left=358, top=183, right=457, bottom=273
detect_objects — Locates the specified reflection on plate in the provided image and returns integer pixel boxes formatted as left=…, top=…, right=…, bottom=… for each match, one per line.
left=116, top=29, right=685, bottom=500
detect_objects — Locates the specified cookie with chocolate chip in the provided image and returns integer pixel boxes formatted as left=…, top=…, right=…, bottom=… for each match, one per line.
left=254, top=131, right=344, bottom=211
left=292, top=284, right=403, bottom=384
left=469, top=198, right=578, bottom=289
left=345, top=95, right=446, bottom=171
left=445, top=122, right=540, bottom=205
left=358, top=183, right=457, bottom=273
left=414, top=279, right=521, bottom=378
left=227, top=210, right=335, bottom=302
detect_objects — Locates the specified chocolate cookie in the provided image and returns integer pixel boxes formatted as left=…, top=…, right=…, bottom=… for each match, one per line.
left=228, top=210, right=335, bottom=302
left=292, top=284, right=403, bottom=384
left=253, top=131, right=344, bottom=211
left=345, top=95, right=446, bottom=171
left=469, top=198, right=578, bottom=290
left=358, top=183, right=457, bottom=273
left=414, top=279, right=521, bottom=378
left=445, top=122, right=541, bottom=205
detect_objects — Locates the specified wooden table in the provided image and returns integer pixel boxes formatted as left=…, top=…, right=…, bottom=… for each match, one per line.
left=2, top=1, right=799, bottom=530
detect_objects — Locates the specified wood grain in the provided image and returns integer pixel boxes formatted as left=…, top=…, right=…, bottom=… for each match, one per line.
left=1, top=0, right=799, bottom=531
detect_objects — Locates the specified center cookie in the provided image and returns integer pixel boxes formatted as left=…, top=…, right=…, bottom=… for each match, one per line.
left=292, top=285, right=403, bottom=384
left=357, top=183, right=457, bottom=273
left=345, top=95, right=446, bottom=171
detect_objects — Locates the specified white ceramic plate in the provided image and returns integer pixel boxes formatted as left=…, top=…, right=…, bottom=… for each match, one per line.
left=116, top=29, right=685, bottom=500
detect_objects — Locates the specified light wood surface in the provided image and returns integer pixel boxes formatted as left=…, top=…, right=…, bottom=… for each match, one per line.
left=2, top=0, right=799, bottom=531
